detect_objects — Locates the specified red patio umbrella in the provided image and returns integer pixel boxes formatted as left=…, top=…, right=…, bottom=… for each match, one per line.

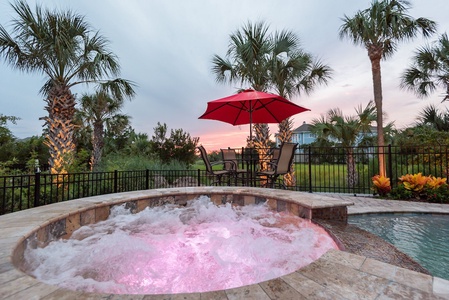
left=198, top=89, right=310, bottom=141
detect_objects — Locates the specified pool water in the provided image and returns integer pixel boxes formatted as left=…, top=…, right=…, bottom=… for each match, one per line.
left=349, top=214, right=449, bottom=280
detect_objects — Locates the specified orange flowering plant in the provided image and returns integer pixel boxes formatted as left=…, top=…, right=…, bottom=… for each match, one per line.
left=371, top=175, right=391, bottom=196
left=398, top=173, right=428, bottom=193
left=395, top=173, right=449, bottom=201
left=426, top=175, right=447, bottom=189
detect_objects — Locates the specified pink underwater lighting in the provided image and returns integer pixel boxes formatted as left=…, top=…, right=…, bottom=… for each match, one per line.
left=24, top=196, right=338, bottom=294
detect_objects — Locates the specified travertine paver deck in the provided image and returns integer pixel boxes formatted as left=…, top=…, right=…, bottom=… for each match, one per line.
left=322, top=193, right=449, bottom=215
left=0, top=188, right=448, bottom=299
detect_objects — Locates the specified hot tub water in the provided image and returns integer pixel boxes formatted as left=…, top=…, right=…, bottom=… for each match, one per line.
left=24, top=196, right=338, bottom=294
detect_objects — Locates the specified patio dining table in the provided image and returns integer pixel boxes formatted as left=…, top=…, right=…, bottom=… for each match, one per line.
left=241, top=147, right=279, bottom=187
left=242, top=147, right=260, bottom=186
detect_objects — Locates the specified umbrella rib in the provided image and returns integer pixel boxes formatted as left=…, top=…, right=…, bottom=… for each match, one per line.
left=199, top=102, right=231, bottom=116
left=229, top=101, right=251, bottom=125
left=253, top=99, right=283, bottom=122
left=202, top=101, right=250, bottom=125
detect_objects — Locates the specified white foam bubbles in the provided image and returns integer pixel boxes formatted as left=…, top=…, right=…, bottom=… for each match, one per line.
left=24, top=196, right=338, bottom=294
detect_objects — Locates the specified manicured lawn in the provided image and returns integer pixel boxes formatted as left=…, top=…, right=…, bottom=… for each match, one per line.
left=194, top=160, right=373, bottom=193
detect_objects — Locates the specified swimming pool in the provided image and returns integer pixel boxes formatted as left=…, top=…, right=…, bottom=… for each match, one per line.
left=349, top=213, right=449, bottom=280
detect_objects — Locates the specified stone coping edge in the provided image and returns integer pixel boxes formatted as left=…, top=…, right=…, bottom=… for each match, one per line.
left=5, top=188, right=447, bottom=298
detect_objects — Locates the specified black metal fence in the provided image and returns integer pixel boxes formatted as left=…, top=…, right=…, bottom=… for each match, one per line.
left=293, top=144, right=448, bottom=194
left=0, top=169, right=202, bottom=215
left=1, top=145, right=448, bottom=215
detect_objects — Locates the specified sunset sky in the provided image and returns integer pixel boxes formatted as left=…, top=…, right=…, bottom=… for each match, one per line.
left=1, top=0, right=448, bottom=151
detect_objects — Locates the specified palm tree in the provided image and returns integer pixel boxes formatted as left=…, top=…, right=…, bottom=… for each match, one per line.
left=212, top=21, right=271, bottom=93
left=212, top=22, right=331, bottom=177
left=269, top=29, right=332, bottom=185
left=310, top=101, right=377, bottom=188
left=270, top=29, right=332, bottom=142
left=127, top=132, right=152, bottom=156
left=77, top=91, right=131, bottom=171
left=401, top=33, right=449, bottom=102
left=339, top=0, right=436, bottom=177
left=416, top=104, right=449, bottom=131
left=0, top=1, right=135, bottom=173
left=212, top=21, right=272, bottom=151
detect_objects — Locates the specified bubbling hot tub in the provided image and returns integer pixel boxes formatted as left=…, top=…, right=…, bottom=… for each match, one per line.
left=6, top=187, right=353, bottom=297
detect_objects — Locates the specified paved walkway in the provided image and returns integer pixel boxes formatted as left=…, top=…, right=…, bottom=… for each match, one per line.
left=323, top=193, right=449, bottom=215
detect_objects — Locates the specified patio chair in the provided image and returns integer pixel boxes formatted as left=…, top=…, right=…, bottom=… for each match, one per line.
left=268, top=148, right=280, bottom=170
left=197, top=145, right=235, bottom=186
left=221, top=148, right=247, bottom=184
left=257, top=142, right=297, bottom=188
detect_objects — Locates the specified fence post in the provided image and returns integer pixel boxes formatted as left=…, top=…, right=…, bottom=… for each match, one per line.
left=387, top=144, right=393, bottom=189
left=197, top=169, right=201, bottom=186
left=34, top=171, right=41, bottom=208
left=308, top=146, right=313, bottom=193
left=114, top=170, right=118, bottom=193
left=145, top=169, right=150, bottom=190
left=447, top=146, right=449, bottom=182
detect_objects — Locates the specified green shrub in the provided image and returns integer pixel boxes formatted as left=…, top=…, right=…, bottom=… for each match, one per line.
left=389, top=184, right=414, bottom=200
left=423, top=185, right=449, bottom=203
left=98, top=154, right=189, bottom=171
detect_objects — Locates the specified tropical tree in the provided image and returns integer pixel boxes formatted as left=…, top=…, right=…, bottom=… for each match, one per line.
left=212, top=21, right=272, bottom=151
left=401, top=33, right=449, bottom=102
left=77, top=91, right=132, bottom=171
left=309, top=101, right=377, bottom=187
left=212, top=21, right=331, bottom=178
left=339, top=0, right=436, bottom=177
left=269, top=29, right=332, bottom=185
left=415, top=104, right=449, bottom=131
left=0, top=0, right=135, bottom=174
left=124, top=132, right=152, bottom=157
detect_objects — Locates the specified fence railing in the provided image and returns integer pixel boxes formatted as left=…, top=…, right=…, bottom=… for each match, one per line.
left=0, top=169, right=202, bottom=215
left=293, top=144, right=448, bottom=194
left=1, top=145, right=447, bottom=215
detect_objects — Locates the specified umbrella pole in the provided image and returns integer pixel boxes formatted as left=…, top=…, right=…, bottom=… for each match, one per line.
left=248, top=110, right=254, bottom=186
left=249, top=123, right=252, bottom=144
left=249, top=104, right=253, bottom=145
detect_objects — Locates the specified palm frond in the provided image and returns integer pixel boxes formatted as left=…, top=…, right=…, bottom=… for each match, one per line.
left=339, top=0, right=436, bottom=59
left=96, top=78, right=136, bottom=101
left=401, top=32, right=449, bottom=99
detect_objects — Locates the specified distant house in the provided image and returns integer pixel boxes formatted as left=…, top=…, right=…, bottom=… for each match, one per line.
left=275, top=121, right=377, bottom=147
left=275, top=121, right=315, bottom=147
left=275, top=121, right=376, bottom=163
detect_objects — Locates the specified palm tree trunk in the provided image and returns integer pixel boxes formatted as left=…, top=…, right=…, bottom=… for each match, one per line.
left=43, top=86, right=76, bottom=174
left=253, top=123, right=270, bottom=169
left=346, top=148, right=358, bottom=188
left=253, top=123, right=270, bottom=186
left=278, top=118, right=293, bottom=142
left=369, top=52, right=386, bottom=177
left=91, top=121, right=104, bottom=171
